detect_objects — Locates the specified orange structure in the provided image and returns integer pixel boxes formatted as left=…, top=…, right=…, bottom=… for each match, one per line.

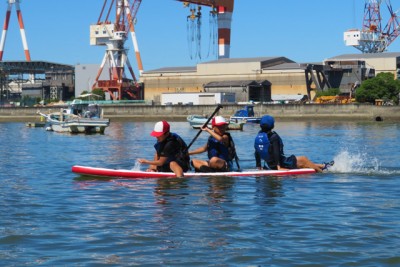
left=0, top=0, right=31, bottom=61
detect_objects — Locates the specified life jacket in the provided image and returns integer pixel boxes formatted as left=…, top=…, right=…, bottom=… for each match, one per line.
left=154, top=133, right=190, bottom=169
left=254, top=131, right=284, bottom=163
left=207, top=132, right=236, bottom=162
left=254, top=131, right=271, bottom=162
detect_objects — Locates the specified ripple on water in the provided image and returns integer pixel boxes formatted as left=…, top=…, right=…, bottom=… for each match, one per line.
left=1, top=122, right=400, bottom=265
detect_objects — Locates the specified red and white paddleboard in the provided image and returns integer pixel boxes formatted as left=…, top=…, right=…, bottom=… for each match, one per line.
left=72, top=165, right=316, bottom=179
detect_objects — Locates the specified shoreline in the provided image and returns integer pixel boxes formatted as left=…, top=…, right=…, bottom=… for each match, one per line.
left=0, top=103, right=399, bottom=122
left=0, top=115, right=390, bottom=123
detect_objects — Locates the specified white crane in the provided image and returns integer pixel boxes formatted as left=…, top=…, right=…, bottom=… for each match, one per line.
left=90, top=0, right=143, bottom=100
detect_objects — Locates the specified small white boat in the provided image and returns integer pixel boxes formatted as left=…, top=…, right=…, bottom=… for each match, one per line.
left=187, top=115, right=245, bottom=131
left=39, top=99, right=110, bottom=134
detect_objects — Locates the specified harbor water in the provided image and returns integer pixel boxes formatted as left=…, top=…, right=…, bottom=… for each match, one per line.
left=1, top=120, right=400, bottom=266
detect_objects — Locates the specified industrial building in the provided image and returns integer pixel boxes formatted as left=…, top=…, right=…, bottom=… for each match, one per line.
left=141, top=57, right=329, bottom=104
left=324, top=52, right=400, bottom=93
left=0, top=61, right=74, bottom=105
left=2, top=53, right=400, bottom=106
left=325, top=52, right=400, bottom=76
left=139, top=53, right=400, bottom=104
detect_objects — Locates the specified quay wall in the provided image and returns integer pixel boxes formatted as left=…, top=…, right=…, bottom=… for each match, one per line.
left=0, top=104, right=399, bottom=122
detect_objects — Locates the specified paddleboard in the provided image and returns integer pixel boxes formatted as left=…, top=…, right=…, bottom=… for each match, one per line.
left=72, top=165, right=316, bottom=179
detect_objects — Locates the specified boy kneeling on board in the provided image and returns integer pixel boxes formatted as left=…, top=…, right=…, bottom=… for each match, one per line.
left=138, top=121, right=190, bottom=178
left=254, top=115, right=334, bottom=173
left=189, top=116, right=238, bottom=172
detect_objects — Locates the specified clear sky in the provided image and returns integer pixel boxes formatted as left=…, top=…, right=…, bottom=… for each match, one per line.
left=2, top=0, right=400, bottom=75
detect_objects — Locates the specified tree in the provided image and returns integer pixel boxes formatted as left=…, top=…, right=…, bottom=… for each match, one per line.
left=315, top=88, right=340, bottom=97
left=355, top=72, right=400, bottom=104
left=92, top=88, right=105, bottom=100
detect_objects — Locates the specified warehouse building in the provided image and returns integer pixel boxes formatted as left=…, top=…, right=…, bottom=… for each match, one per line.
left=323, top=52, right=400, bottom=93
left=140, top=57, right=331, bottom=104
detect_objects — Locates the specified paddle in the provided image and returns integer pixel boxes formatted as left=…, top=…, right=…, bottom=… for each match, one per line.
left=185, top=104, right=223, bottom=151
left=229, top=137, right=241, bottom=171
left=234, top=153, right=241, bottom=171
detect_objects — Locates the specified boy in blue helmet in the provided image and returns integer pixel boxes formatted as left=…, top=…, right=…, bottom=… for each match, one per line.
left=254, top=115, right=333, bottom=173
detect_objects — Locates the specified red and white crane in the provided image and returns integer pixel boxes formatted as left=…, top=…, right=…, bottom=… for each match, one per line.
left=90, top=0, right=143, bottom=100
left=0, top=0, right=31, bottom=61
left=177, top=0, right=234, bottom=59
left=344, top=0, right=400, bottom=53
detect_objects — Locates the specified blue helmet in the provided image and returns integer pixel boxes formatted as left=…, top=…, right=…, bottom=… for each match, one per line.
left=260, top=115, right=274, bottom=129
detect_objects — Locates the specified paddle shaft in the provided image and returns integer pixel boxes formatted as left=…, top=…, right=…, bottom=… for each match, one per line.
left=186, top=104, right=223, bottom=151
left=235, top=155, right=241, bottom=170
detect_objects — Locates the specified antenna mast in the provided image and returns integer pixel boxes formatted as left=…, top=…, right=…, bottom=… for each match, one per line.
left=0, top=0, right=31, bottom=61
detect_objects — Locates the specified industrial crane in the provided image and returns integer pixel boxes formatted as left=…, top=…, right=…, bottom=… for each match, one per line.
left=0, top=0, right=31, bottom=61
left=344, top=0, right=400, bottom=53
left=90, top=0, right=144, bottom=100
left=177, top=0, right=234, bottom=59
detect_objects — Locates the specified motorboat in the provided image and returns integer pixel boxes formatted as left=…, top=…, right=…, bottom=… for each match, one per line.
left=230, top=105, right=261, bottom=123
left=187, top=115, right=245, bottom=131
left=38, top=98, right=110, bottom=134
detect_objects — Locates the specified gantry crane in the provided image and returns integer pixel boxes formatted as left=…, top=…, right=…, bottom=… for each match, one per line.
left=0, top=0, right=31, bottom=61
left=177, top=0, right=234, bottom=59
left=344, top=0, right=400, bottom=53
left=90, top=0, right=144, bottom=100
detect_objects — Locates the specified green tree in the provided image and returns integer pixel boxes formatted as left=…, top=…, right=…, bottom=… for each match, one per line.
left=92, top=88, right=105, bottom=100
left=315, top=88, right=340, bottom=97
left=355, top=72, right=400, bottom=104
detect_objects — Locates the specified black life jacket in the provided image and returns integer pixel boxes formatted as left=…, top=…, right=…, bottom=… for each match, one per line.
left=154, top=133, right=190, bottom=168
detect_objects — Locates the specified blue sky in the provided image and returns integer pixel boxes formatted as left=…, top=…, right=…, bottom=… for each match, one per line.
left=2, top=0, right=400, bottom=75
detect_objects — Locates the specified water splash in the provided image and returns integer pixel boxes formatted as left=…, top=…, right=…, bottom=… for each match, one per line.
left=132, top=160, right=142, bottom=171
left=328, top=149, right=400, bottom=175
left=330, top=150, right=377, bottom=173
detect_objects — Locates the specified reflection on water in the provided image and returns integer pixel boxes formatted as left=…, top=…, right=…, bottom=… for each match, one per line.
left=0, top=121, right=400, bottom=266
left=254, top=177, right=284, bottom=205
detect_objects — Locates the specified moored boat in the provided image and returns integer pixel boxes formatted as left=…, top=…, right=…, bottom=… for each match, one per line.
left=38, top=98, right=110, bottom=134
left=187, top=115, right=245, bottom=131
left=230, top=105, right=261, bottom=123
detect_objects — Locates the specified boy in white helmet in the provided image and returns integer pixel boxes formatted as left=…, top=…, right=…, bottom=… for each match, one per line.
left=138, top=121, right=190, bottom=177
left=189, top=116, right=237, bottom=172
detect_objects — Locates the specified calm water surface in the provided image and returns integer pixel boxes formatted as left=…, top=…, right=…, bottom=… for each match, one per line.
left=1, top=120, right=400, bottom=266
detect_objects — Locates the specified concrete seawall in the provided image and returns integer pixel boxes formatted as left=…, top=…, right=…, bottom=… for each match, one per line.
left=0, top=104, right=399, bottom=122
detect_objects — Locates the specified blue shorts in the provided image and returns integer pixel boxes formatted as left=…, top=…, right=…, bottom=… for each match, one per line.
left=281, top=155, right=297, bottom=169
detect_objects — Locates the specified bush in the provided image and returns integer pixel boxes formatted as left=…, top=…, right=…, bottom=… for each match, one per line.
left=355, top=72, right=400, bottom=104
left=315, top=88, right=341, bottom=97
left=92, top=88, right=105, bottom=100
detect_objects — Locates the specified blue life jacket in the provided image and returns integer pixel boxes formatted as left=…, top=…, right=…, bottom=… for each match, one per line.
left=254, top=132, right=271, bottom=162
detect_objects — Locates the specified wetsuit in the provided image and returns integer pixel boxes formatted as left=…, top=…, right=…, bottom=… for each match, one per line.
left=154, top=133, right=190, bottom=172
